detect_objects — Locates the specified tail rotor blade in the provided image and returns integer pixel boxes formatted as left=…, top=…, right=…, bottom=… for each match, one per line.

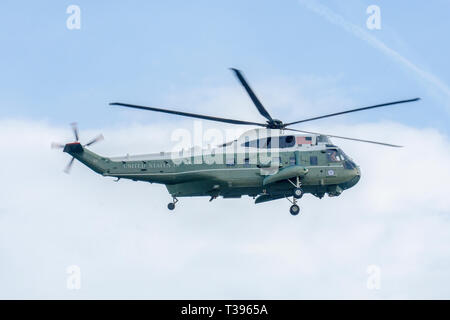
left=51, top=142, right=65, bottom=149
left=64, top=157, right=75, bottom=174
left=84, top=134, right=104, bottom=147
left=70, top=122, right=79, bottom=141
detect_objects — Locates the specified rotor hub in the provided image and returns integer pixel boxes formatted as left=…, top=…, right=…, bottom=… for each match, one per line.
left=266, top=119, right=284, bottom=129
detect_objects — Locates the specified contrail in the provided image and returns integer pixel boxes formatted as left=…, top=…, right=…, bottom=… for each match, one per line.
left=299, top=0, right=450, bottom=105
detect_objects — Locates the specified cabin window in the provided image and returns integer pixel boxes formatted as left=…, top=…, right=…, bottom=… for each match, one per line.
left=310, top=156, right=318, bottom=165
left=241, top=136, right=296, bottom=149
left=289, top=156, right=296, bottom=165
left=260, top=137, right=271, bottom=148
left=241, top=137, right=270, bottom=148
left=242, top=139, right=258, bottom=148
left=279, top=135, right=296, bottom=148
left=317, top=135, right=330, bottom=144
left=226, top=157, right=235, bottom=166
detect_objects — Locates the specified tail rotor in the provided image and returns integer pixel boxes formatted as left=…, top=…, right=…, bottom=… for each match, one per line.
left=64, top=156, right=75, bottom=174
left=51, top=123, right=104, bottom=174
left=84, top=134, right=104, bottom=147
left=70, top=122, right=79, bottom=141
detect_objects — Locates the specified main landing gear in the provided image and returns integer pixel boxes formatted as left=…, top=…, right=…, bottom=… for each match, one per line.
left=293, top=187, right=303, bottom=199
left=167, top=197, right=178, bottom=211
left=287, top=176, right=303, bottom=216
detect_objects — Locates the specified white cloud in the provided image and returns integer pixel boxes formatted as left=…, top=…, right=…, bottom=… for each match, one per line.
left=0, top=118, right=449, bottom=299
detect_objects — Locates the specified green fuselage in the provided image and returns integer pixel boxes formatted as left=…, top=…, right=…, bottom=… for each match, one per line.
left=64, top=141, right=360, bottom=203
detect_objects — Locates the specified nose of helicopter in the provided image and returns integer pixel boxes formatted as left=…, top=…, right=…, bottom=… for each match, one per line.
left=344, top=166, right=361, bottom=189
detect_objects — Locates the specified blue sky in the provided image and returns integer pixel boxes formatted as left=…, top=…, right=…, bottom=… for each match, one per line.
left=1, top=0, right=449, bottom=132
left=1, top=1, right=450, bottom=299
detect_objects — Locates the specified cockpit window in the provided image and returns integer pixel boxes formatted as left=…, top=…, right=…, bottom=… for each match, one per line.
left=339, top=150, right=350, bottom=161
left=326, top=149, right=343, bottom=162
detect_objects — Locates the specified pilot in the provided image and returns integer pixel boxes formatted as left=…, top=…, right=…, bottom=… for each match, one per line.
left=329, top=150, right=338, bottom=162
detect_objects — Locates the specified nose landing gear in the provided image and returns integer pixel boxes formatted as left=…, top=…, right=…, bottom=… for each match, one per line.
left=286, top=196, right=301, bottom=216
left=290, top=204, right=300, bottom=215
left=286, top=196, right=300, bottom=216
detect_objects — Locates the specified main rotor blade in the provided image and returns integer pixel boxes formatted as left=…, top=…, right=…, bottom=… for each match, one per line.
left=284, top=98, right=420, bottom=126
left=70, top=122, right=79, bottom=141
left=285, top=128, right=402, bottom=147
left=110, top=102, right=267, bottom=127
left=230, top=68, right=273, bottom=122
left=64, top=157, right=75, bottom=174
left=84, top=134, right=104, bottom=147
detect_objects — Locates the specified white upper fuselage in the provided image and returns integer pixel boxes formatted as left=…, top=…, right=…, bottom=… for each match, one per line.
left=109, top=128, right=333, bottom=162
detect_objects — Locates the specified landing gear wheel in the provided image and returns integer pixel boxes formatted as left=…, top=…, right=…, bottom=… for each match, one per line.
left=167, top=197, right=178, bottom=211
left=290, top=204, right=300, bottom=216
left=293, top=188, right=303, bottom=199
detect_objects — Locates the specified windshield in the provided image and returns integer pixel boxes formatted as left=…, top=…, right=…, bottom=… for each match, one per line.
left=339, top=149, right=351, bottom=161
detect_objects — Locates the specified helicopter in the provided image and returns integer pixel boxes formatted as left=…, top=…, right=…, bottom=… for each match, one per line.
left=52, top=68, right=420, bottom=215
